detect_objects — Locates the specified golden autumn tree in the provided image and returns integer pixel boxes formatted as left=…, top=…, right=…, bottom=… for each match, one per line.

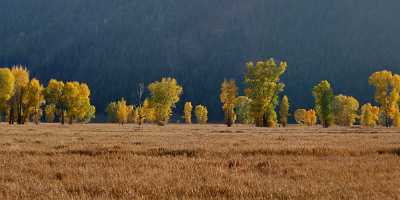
left=279, top=95, right=289, bottom=127
left=183, top=102, right=193, bottom=124
left=305, top=109, right=317, bottom=126
left=244, top=58, right=287, bottom=127
left=63, top=82, right=95, bottom=124
left=0, top=68, right=15, bottom=120
left=127, top=105, right=137, bottom=124
left=148, top=78, right=183, bottom=126
left=294, top=109, right=307, bottom=125
left=295, top=109, right=316, bottom=126
left=9, top=66, right=30, bottom=124
left=195, top=105, right=208, bottom=124
left=44, top=79, right=65, bottom=124
left=45, top=104, right=56, bottom=123
left=368, top=70, right=400, bottom=127
left=220, top=79, right=238, bottom=127
left=116, top=98, right=128, bottom=125
left=143, top=99, right=156, bottom=123
left=313, top=80, right=334, bottom=128
left=23, top=79, right=44, bottom=124
left=360, top=103, right=380, bottom=127
left=333, top=95, right=359, bottom=126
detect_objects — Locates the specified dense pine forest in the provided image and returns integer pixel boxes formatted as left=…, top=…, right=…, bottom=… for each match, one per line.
left=1, top=1, right=400, bottom=121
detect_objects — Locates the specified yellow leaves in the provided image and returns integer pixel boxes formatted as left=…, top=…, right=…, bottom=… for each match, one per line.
left=148, top=78, right=183, bottom=125
left=295, top=109, right=317, bottom=126
left=360, top=103, right=380, bottom=127
left=368, top=70, right=400, bottom=126
left=333, top=95, right=359, bottom=126
left=184, top=102, right=193, bottom=124
left=279, top=96, right=289, bottom=127
left=195, top=105, right=208, bottom=124
left=11, top=65, right=29, bottom=90
left=116, top=98, right=128, bottom=125
left=0, top=68, right=15, bottom=105
left=244, top=58, right=287, bottom=127
left=220, top=79, right=238, bottom=127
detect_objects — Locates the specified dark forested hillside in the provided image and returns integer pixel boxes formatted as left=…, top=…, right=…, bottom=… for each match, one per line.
left=1, top=0, right=400, bottom=121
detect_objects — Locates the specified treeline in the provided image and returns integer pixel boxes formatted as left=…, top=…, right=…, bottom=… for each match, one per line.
left=2, top=1, right=400, bottom=121
left=0, top=66, right=95, bottom=124
left=104, top=58, right=400, bottom=128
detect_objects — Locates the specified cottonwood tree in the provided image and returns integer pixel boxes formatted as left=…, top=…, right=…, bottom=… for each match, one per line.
left=235, top=96, right=253, bottom=124
left=220, top=79, right=238, bottom=127
left=184, top=102, right=193, bottom=124
left=23, top=79, right=44, bottom=124
left=44, top=79, right=65, bottom=124
left=116, top=98, right=128, bottom=125
left=360, top=103, right=380, bottom=127
left=0, top=68, right=15, bottom=121
left=279, top=95, right=289, bottom=127
left=244, top=58, right=287, bottom=127
left=9, top=66, right=29, bottom=124
left=333, top=95, right=359, bottom=126
left=295, top=109, right=317, bottom=126
left=294, top=109, right=307, bottom=125
left=45, top=104, right=56, bottom=123
left=313, top=80, right=334, bottom=128
left=148, top=78, right=183, bottom=126
left=195, top=105, right=208, bottom=124
left=368, top=70, right=400, bottom=127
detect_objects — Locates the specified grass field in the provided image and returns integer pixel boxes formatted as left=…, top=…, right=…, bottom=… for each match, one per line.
left=1, top=123, right=400, bottom=199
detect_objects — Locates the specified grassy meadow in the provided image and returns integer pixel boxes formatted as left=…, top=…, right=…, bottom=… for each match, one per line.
left=0, top=124, right=400, bottom=199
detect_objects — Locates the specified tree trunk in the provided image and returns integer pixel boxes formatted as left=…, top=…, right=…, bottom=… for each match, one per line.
left=9, top=106, right=14, bottom=125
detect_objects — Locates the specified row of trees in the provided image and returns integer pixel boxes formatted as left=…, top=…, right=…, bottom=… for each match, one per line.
left=106, top=78, right=209, bottom=125
left=0, top=66, right=95, bottom=124
left=2, top=61, right=399, bottom=128
left=103, top=58, right=400, bottom=129
left=217, top=59, right=400, bottom=128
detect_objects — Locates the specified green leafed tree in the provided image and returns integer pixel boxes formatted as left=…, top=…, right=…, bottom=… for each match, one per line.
left=220, top=79, right=238, bottom=127
left=244, top=58, right=287, bottom=127
left=235, top=96, right=253, bottom=124
left=312, top=80, right=334, bottom=128
left=279, top=95, right=289, bottom=127
left=148, top=77, right=183, bottom=126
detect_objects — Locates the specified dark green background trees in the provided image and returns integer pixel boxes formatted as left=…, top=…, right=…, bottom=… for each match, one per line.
left=1, top=1, right=400, bottom=121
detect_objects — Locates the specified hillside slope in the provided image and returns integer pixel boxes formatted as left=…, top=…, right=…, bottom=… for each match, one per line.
left=1, top=0, right=400, bottom=120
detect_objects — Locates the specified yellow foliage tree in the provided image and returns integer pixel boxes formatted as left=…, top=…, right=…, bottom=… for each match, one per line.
left=148, top=78, right=183, bottom=126
left=294, top=109, right=307, bottom=125
left=116, top=98, right=128, bottom=125
left=195, top=105, right=208, bottom=124
left=295, top=109, right=316, bottom=126
left=44, top=79, right=65, bottom=124
left=183, top=102, right=193, bottom=124
left=333, top=95, right=359, bottom=126
left=360, top=103, right=380, bottom=127
left=279, top=96, right=289, bottom=127
left=127, top=105, right=137, bottom=124
left=244, top=58, right=287, bottom=127
left=23, top=79, right=44, bottom=124
left=0, top=68, right=15, bottom=118
left=368, top=70, right=400, bottom=127
left=143, top=99, right=156, bottom=123
left=220, top=79, right=238, bottom=127
left=45, top=104, right=56, bottom=123
left=10, top=66, right=29, bottom=124
left=305, top=109, right=317, bottom=126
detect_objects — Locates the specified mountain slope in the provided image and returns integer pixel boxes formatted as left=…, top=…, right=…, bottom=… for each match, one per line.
left=1, top=0, right=400, bottom=121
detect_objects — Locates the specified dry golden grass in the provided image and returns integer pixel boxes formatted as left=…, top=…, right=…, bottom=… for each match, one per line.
left=1, top=123, right=400, bottom=199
